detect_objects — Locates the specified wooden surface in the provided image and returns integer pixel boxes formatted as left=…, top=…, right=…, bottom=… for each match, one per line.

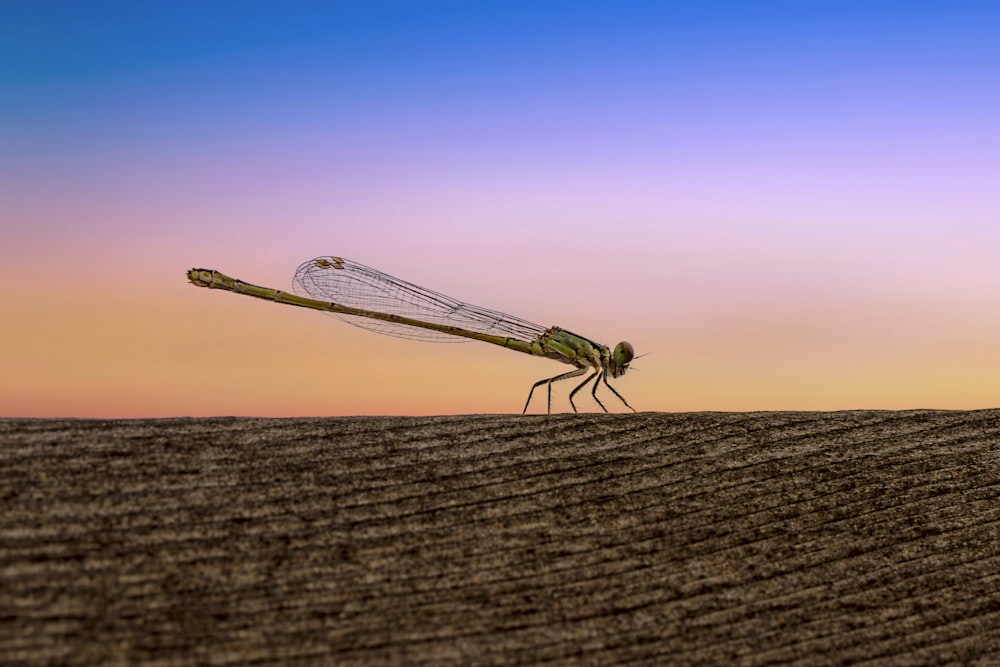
left=2, top=411, right=1000, bottom=665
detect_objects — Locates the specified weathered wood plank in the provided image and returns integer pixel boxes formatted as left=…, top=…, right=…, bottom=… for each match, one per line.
left=2, top=411, right=999, bottom=665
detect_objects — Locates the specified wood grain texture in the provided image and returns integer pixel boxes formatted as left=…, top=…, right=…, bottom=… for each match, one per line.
left=2, top=411, right=1000, bottom=665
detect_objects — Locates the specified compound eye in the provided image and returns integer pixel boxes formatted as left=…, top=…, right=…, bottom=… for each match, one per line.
left=613, top=341, right=635, bottom=366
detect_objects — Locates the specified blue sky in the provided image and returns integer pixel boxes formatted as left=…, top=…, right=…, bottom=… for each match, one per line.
left=9, top=2, right=998, bottom=116
left=4, top=1, right=1000, bottom=415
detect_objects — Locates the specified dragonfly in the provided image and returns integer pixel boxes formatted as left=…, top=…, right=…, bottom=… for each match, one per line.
left=187, top=256, right=636, bottom=414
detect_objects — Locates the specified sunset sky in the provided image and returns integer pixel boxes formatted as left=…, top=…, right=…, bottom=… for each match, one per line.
left=4, top=1, right=999, bottom=416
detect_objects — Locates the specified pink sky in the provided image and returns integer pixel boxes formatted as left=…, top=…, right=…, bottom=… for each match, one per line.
left=4, top=2, right=998, bottom=416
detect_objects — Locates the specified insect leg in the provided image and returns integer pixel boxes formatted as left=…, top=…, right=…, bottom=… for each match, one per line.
left=522, top=367, right=589, bottom=414
left=588, top=371, right=608, bottom=413
left=601, top=372, right=636, bottom=412
left=568, top=371, right=601, bottom=413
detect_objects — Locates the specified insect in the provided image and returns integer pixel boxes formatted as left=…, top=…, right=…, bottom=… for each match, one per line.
left=187, top=257, right=636, bottom=413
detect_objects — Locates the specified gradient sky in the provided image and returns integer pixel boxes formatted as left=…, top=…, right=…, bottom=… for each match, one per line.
left=3, top=1, right=999, bottom=416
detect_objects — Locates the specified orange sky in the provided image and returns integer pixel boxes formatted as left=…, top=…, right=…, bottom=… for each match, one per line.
left=3, top=235, right=998, bottom=417
left=4, top=3, right=998, bottom=416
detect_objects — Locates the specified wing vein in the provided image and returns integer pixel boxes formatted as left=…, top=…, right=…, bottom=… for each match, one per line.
left=291, top=257, right=547, bottom=343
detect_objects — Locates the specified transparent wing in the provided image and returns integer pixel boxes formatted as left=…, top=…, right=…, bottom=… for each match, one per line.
left=292, top=256, right=548, bottom=343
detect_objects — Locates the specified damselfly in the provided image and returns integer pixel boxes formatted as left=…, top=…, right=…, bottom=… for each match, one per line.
left=187, top=257, right=636, bottom=413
